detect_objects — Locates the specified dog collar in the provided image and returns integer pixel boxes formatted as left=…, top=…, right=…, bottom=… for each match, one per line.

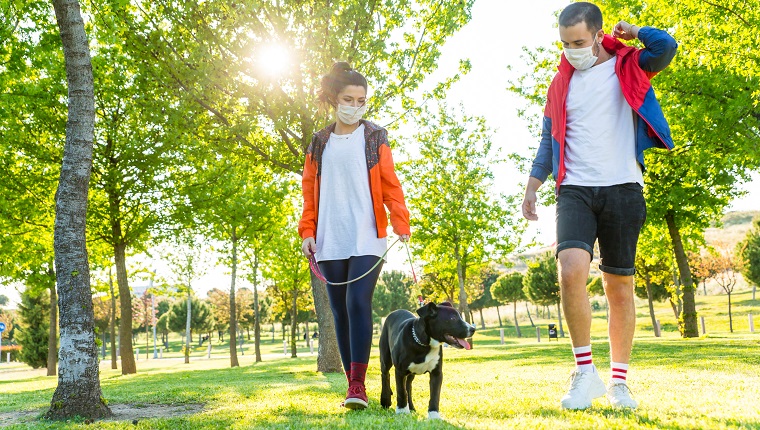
left=411, top=324, right=428, bottom=347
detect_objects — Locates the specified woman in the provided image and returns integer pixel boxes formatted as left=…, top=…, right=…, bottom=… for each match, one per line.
left=298, top=62, right=411, bottom=410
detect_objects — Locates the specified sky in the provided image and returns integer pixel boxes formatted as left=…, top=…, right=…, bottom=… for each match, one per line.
left=2, top=0, right=758, bottom=307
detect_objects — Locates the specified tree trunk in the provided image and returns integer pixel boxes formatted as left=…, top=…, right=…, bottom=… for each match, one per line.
left=645, top=281, right=660, bottom=337
left=310, top=272, right=341, bottom=372
left=47, top=273, right=58, bottom=376
left=669, top=298, right=679, bottom=320
left=113, top=240, right=136, bottom=374
left=455, top=253, right=471, bottom=323
left=46, top=0, right=110, bottom=418
left=252, top=253, right=262, bottom=363
left=185, top=291, right=192, bottom=364
left=478, top=309, right=485, bottom=329
left=665, top=211, right=698, bottom=337
left=495, top=305, right=503, bottom=328
left=753, top=285, right=756, bottom=301
left=556, top=302, right=565, bottom=337
left=513, top=301, right=521, bottom=338
left=229, top=230, right=239, bottom=367
left=109, top=267, right=117, bottom=369
left=728, top=292, right=733, bottom=333
left=525, top=302, right=535, bottom=327
left=291, top=291, right=298, bottom=358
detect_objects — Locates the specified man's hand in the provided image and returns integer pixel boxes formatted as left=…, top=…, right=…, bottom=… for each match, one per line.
left=522, top=177, right=543, bottom=221
left=613, top=21, right=639, bottom=40
left=302, top=237, right=316, bottom=257
left=522, top=190, right=539, bottom=221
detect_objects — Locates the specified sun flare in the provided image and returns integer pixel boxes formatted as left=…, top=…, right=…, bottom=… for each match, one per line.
left=257, top=43, right=291, bottom=78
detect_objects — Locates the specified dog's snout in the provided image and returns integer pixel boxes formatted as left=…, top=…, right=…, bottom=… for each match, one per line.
left=467, top=323, right=476, bottom=336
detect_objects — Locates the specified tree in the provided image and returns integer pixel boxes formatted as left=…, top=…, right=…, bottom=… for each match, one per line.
left=179, top=149, right=288, bottom=367
left=236, top=288, right=255, bottom=340
left=131, top=292, right=157, bottom=358
left=111, top=0, right=476, bottom=373
left=162, top=238, right=210, bottom=364
left=16, top=289, right=50, bottom=369
left=0, top=0, right=67, bottom=379
left=400, top=103, right=525, bottom=321
left=492, top=272, right=526, bottom=338
left=206, top=289, right=231, bottom=342
left=373, top=270, right=416, bottom=319
left=469, top=268, right=501, bottom=329
left=635, top=224, right=676, bottom=337
left=46, top=0, right=110, bottom=418
left=167, top=297, right=213, bottom=346
left=711, top=243, right=740, bottom=332
left=523, top=252, right=564, bottom=337
left=156, top=313, right=170, bottom=348
left=691, top=249, right=721, bottom=296
left=262, top=222, right=312, bottom=359
left=596, top=1, right=760, bottom=339
left=738, top=218, right=760, bottom=301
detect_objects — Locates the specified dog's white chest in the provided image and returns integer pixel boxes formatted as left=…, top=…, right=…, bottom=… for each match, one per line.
left=407, top=340, right=441, bottom=374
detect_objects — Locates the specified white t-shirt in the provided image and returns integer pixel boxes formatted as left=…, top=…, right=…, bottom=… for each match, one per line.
left=563, top=56, right=644, bottom=187
left=315, top=124, right=387, bottom=262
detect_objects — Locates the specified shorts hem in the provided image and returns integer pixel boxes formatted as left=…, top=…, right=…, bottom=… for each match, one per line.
left=555, top=241, right=594, bottom=260
left=599, top=264, right=635, bottom=276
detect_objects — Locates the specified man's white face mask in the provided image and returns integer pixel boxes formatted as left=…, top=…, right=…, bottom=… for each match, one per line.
left=564, top=35, right=602, bottom=70
left=336, top=103, right=367, bottom=125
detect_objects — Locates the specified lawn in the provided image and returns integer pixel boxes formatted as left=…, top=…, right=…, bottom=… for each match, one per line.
left=1, top=288, right=759, bottom=429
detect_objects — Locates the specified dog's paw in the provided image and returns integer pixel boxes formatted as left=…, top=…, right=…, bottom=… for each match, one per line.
left=428, top=411, right=442, bottom=420
left=395, top=406, right=410, bottom=414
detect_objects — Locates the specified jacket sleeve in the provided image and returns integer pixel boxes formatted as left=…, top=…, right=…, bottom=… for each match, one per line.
left=378, top=137, right=411, bottom=236
left=298, top=147, right=317, bottom=240
left=529, top=116, right=553, bottom=183
left=637, top=26, right=678, bottom=74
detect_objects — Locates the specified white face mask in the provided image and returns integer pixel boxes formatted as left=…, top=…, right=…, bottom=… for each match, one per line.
left=336, top=103, right=367, bottom=125
left=564, top=37, right=601, bottom=70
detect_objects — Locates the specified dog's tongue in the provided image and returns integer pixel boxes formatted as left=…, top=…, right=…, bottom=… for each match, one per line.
left=456, top=337, right=471, bottom=350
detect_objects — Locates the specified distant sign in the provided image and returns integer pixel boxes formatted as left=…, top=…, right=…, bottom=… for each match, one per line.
left=0, top=322, right=5, bottom=332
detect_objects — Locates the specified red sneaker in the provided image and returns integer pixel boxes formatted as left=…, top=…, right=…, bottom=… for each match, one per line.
left=344, top=382, right=368, bottom=410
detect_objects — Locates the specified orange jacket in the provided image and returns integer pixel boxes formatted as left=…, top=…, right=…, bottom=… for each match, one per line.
left=298, top=120, right=411, bottom=241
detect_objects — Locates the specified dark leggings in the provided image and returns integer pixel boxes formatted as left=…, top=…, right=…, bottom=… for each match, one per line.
left=318, top=255, right=383, bottom=371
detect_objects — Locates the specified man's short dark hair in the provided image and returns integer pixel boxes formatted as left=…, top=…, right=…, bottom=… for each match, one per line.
left=559, top=2, right=603, bottom=34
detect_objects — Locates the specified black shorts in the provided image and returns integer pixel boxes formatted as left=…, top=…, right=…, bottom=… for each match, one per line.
left=555, top=183, right=646, bottom=276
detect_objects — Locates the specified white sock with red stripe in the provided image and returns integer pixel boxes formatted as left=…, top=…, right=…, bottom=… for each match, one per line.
left=610, top=362, right=629, bottom=384
left=572, top=345, right=595, bottom=373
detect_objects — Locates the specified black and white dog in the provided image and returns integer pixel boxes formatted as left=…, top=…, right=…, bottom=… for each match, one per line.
left=379, top=301, right=476, bottom=419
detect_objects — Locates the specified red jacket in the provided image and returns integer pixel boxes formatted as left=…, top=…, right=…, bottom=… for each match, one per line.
left=530, top=28, right=678, bottom=189
left=298, top=120, right=411, bottom=240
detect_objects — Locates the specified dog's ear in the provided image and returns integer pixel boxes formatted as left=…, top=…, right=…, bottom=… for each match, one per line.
left=440, top=301, right=453, bottom=308
left=416, top=302, right=438, bottom=319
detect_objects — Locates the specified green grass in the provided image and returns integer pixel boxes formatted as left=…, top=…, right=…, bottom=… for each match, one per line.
left=1, top=289, right=759, bottom=429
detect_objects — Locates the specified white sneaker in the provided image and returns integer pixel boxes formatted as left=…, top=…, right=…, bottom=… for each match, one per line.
left=560, top=369, right=606, bottom=410
left=607, top=382, right=638, bottom=409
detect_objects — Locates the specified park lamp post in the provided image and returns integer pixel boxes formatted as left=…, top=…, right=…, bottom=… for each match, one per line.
left=148, top=271, right=158, bottom=359
left=0, top=321, right=5, bottom=363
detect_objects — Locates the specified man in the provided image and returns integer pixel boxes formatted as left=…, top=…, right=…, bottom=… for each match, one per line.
left=521, top=2, right=677, bottom=410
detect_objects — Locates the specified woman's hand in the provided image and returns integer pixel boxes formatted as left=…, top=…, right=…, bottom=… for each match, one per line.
left=399, top=234, right=410, bottom=243
left=302, top=237, right=316, bottom=257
